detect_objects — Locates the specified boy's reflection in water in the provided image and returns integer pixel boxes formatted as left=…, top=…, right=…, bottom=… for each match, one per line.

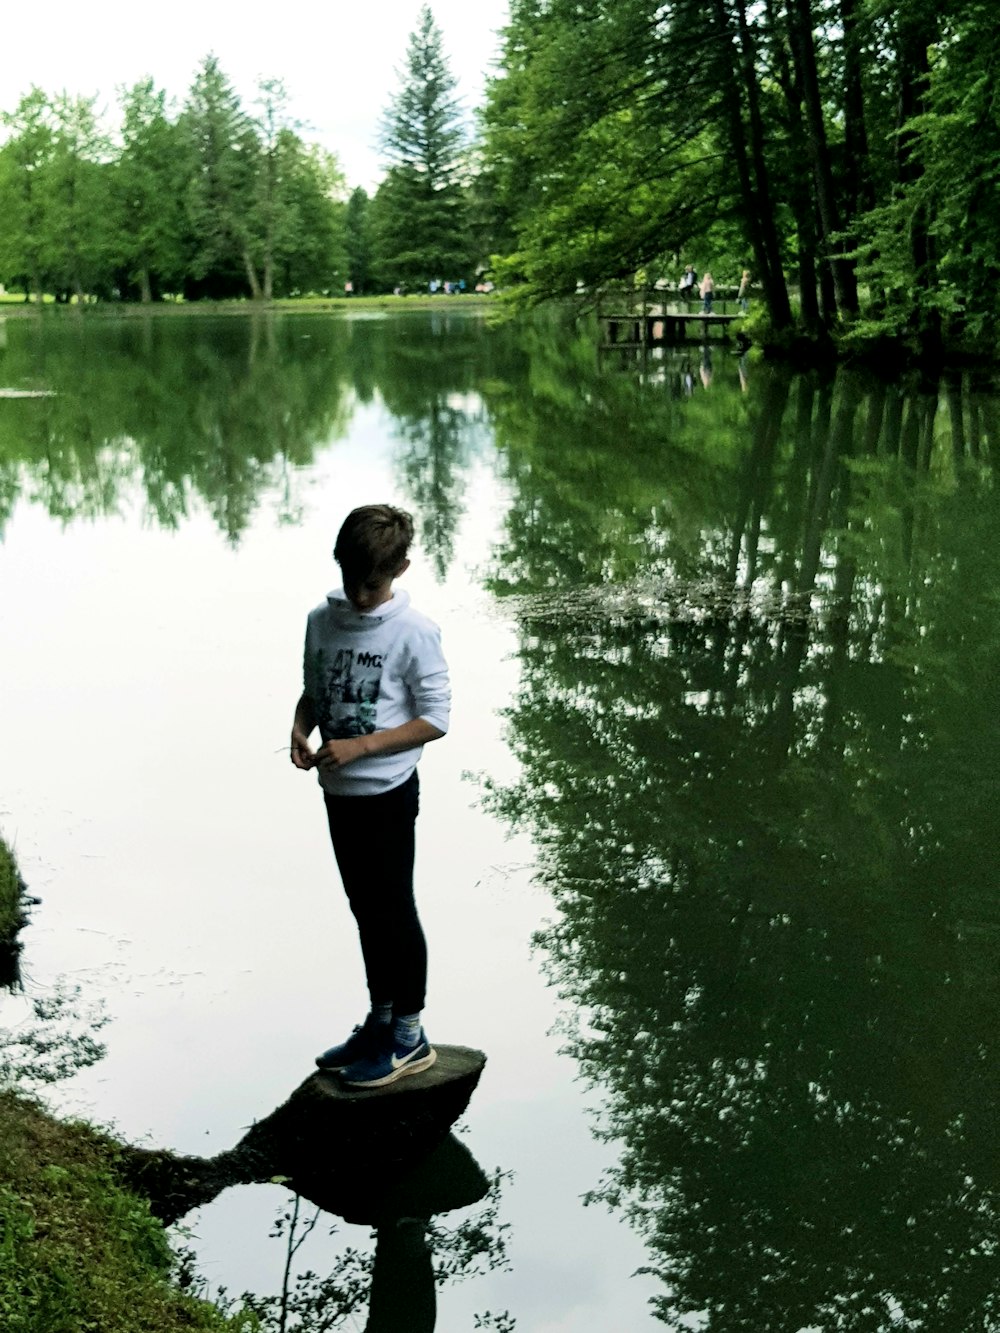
left=292, top=1126, right=501, bottom=1332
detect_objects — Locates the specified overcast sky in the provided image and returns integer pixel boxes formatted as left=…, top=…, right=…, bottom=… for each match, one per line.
left=0, top=0, right=511, bottom=190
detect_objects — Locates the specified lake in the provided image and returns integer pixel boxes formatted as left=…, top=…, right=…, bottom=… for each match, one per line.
left=1, top=307, right=999, bottom=1331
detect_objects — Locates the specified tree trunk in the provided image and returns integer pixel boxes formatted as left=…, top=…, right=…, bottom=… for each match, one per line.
left=896, top=9, right=940, bottom=353
left=840, top=0, right=873, bottom=216
left=243, top=249, right=263, bottom=300
left=139, top=266, right=152, bottom=304
left=798, top=249, right=821, bottom=332
left=713, top=0, right=793, bottom=330
left=761, top=0, right=821, bottom=332
left=786, top=0, right=859, bottom=316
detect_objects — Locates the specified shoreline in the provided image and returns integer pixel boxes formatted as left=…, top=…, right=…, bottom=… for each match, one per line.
left=0, top=293, right=497, bottom=320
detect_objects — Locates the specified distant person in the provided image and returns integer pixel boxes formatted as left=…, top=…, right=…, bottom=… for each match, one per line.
left=738, top=269, right=751, bottom=313
left=678, top=265, right=697, bottom=301
left=291, top=505, right=451, bottom=1088
left=344, top=281, right=354, bottom=296
left=700, top=272, right=715, bottom=313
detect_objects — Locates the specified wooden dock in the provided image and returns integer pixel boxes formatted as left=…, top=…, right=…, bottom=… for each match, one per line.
left=597, top=287, right=744, bottom=346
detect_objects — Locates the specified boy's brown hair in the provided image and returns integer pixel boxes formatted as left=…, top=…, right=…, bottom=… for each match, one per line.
left=334, top=504, right=414, bottom=580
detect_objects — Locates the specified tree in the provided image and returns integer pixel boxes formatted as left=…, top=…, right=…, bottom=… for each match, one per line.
left=480, top=0, right=1000, bottom=355
left=345, top=186, right=373, bottom=293
left=268, top=140, right=346, bottom=296
left=115, top=79, right=186, bottom=301
left=39, top=93, right=116, bottom=301
left=374, top=5, right=471, bottom=287
left=0, top=89, right=54, bottom=301
left=482, top=0, right=794, bottom=326
left=178, top=54, right=262, bottom=298
left=245, top=79, right=346, bottom=300
left=478, top=331, right=1000, bottom=1327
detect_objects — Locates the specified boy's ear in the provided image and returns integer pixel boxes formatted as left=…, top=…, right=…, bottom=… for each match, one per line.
left=395, top=558, right=411, bottom=578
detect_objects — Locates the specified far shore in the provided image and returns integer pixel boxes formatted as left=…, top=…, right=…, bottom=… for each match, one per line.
left=0, top=293, right=497, bottom=319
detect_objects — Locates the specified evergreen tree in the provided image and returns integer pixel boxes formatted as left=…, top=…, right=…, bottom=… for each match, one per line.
left=115, top=79, right=186, bottom=301
left=345, top=186, right=373, bottom=292
left=0, top=89, right=53, bottom=301
left=271, top=141, right=347, bottom=296
left=375, top=5, right=471, bottom=288
left=178, top=54, right=262, bottom=298
left=40, top=93, right=116, bottom=302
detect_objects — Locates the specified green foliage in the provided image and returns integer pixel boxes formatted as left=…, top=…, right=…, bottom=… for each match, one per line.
left=344, top=186, right=372, bottom=292
left=39, top=94, right=117, bottom=301
left=0, top=58, right=346, bottom=303
left=373, top=5, right=473, bottom=287
left=479, top=338, right=1000, bottom=1328
left=848, top=6, right=1000, bottom=354
left=114, top=80, right=188, bottom=299
left=0, top=840, right=29, bottom=990
left=481, top=0, right=1000, bottom=356
left=0, top=841, right=25, bottom=957
left=0, top=983, right=108, bottom=1087
left=482, top=0, right=769, bottom=307
left=229, top=1170, right=511, bottom=1330
left=0, top=1092, right=253, bottom=1333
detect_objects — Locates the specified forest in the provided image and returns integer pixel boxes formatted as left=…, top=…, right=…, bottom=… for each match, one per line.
left=1, top=2, right=998, bottom=360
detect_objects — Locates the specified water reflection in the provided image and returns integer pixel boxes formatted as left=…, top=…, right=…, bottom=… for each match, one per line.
left=5, top=311, right=1000, bottom=1327
left=237, top=1134, right=508, bottom=1333
left=0, top=312, right=495, bottom=560
left=483, top=354, right=1000, bottom=1328
left=110, top=1049, right=508, bottom=1331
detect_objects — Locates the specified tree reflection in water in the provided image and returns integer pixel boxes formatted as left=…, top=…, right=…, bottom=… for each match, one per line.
left=483, top=349, right=1000, bottom=1330
left=0, top=311, right=494, bottom=563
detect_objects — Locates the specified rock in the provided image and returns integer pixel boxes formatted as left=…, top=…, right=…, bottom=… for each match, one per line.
left=117, top=1044, right=487, bottom=1226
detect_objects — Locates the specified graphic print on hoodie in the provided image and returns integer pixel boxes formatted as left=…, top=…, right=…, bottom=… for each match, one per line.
left=303, top=585, right=451, bottom=795
left=321, top=646, right=384, bottom=739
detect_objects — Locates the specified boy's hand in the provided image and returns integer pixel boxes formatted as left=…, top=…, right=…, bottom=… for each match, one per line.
left=290, top=729, right=316, bottom=770
left=315, top=737, right=367, bottom=771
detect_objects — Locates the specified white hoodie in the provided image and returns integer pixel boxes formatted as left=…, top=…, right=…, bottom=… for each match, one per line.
left=302, top=587, right=451, bottom=796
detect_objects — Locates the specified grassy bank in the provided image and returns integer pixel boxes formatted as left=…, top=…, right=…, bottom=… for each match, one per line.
left=0, top=1091, right=253, bottom=1333
left=0, top=293, right=496, bottom=319
left=0, top=837, right=253, bottom=1332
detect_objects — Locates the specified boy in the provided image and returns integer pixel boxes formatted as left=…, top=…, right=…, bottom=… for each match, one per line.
left=290, top=504, right=451, bottom=1088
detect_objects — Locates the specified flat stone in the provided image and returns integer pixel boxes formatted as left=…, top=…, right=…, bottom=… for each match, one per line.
left=117, top=1044, right=489, bottom=1226
left=308, top=1043, right=487, bottom=1101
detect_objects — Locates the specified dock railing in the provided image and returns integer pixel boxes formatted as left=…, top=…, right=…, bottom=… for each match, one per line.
left=595, top=285, right=745, bottom=347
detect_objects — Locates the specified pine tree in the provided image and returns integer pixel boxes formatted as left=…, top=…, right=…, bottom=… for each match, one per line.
left=179, top=55, right=262, bottom=298
left=115, top=80, right=186, bottom=301
left=345, top=187, right=372, bottom=293
left=374, top=5, right=471, bottom=289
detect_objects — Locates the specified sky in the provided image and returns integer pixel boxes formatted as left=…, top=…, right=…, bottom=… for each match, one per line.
left=0, top=0, right=511, bottom=190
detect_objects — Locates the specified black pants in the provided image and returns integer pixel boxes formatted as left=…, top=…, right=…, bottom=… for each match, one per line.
left=323, top=771, right=426, bottom=1016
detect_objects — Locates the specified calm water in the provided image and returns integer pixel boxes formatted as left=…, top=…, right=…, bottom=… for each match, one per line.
left=2, top=309, right=999, bottom=1331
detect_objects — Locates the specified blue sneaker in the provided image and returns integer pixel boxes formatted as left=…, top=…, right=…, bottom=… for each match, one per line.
left=315, top=1015, right=383, bottom=1071
left=340, top=1028, right=436, bottom=1089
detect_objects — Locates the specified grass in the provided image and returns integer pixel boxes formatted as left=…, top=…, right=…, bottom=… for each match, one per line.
left=0, top=291, right=495, bottom=317
left=0, top=1090, right=257, bottom=1333
left=0, top=833, right=255, bottom=1331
